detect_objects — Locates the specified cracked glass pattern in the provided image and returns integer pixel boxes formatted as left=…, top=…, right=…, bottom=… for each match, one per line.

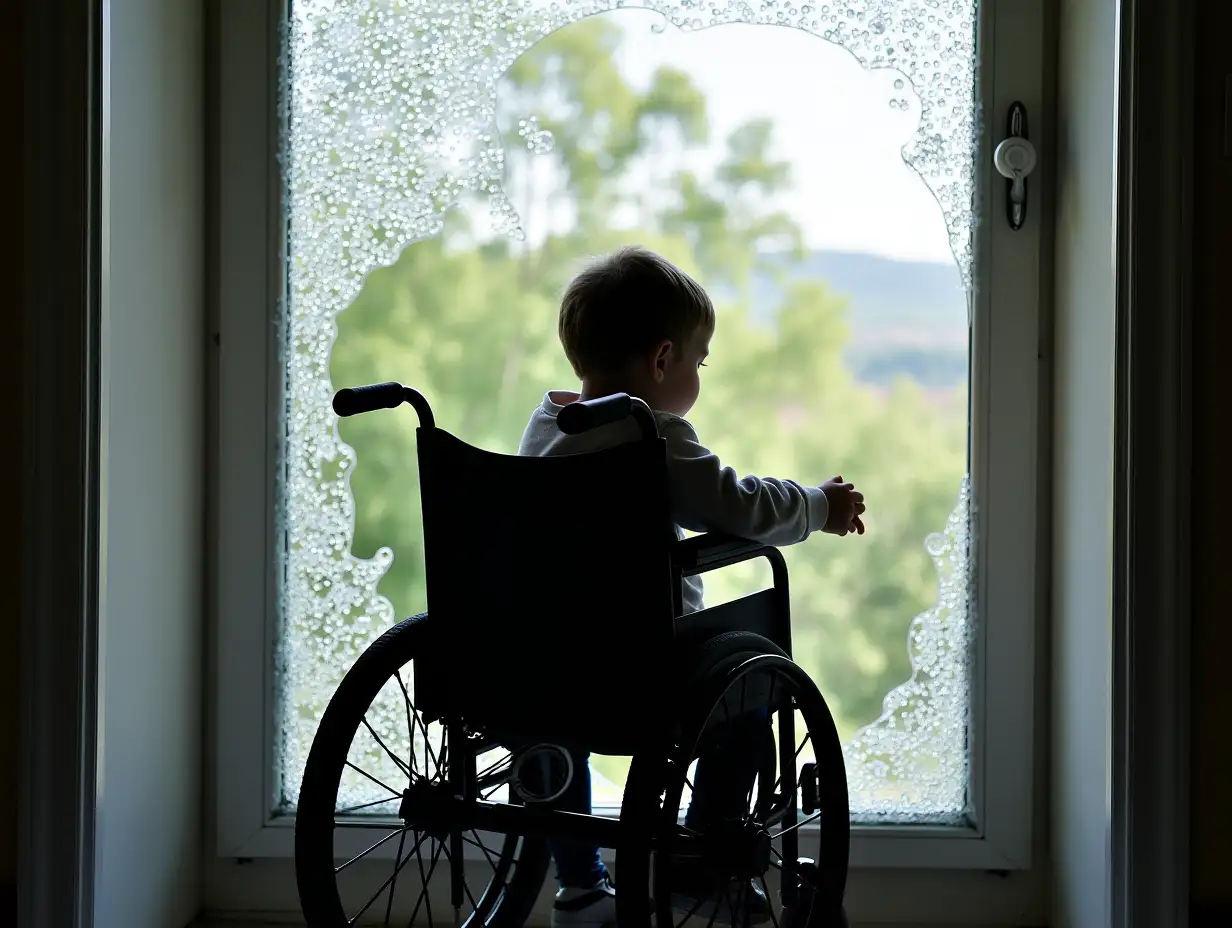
left=844, top=476, right=974, bottom=822
left=277, top=0, right=980, bottom=824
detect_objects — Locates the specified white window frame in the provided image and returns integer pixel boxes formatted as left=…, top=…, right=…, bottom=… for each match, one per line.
left=211, top=0, right=1045, bottom=884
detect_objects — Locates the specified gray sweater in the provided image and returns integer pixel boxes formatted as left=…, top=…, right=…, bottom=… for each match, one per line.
left=517, top=391, right=829, bottom=613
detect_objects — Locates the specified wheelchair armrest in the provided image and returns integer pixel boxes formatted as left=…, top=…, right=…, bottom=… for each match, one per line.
left=675, top=531, right=775, bottom=576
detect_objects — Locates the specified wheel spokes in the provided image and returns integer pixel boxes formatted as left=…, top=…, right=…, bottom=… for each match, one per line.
left=770, top=811, right=821, bottom=840
left=333, top=692, right=528, bottom=925
left=362, top=715, right=413, bottom=780
left=406, top=834, right=442, bottom=928
left=338, top=795, right=403, bottom=815
left=345, top=830, right=425, bottom=926
left=335, top=826, right=408, bottom=875
left=344, top=760, right=403, bottom=800
left=384, top=828, right=409, bottom=925
left=759, top=876, right=781, bottom=928
left=662, top=663, right=834, bottom=928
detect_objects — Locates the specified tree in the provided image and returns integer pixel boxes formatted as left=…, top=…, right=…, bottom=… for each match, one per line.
left=329, top=13, right=969, bottom=769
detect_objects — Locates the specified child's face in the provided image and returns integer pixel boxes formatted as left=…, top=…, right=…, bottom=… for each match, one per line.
left=650, top=324, right=712, bottom=417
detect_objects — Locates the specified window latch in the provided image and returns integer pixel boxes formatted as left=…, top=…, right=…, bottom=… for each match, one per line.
left=993, top=101, right=1037, bottom=231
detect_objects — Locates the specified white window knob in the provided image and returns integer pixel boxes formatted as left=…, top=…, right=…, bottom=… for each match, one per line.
left=993, top=137, right=1037, bottom=180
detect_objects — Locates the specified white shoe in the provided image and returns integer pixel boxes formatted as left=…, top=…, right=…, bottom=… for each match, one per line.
left=551, top=874, right=617, bottom=928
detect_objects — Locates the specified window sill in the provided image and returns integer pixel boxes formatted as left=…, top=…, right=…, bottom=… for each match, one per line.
left=225, top=814, right=1027, bottom=871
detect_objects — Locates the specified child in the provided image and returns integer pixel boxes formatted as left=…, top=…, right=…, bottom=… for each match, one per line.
left=518, top=245, right=866, bottom=927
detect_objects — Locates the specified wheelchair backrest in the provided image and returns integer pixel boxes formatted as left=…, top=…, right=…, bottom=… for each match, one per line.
left=413, top=425, right=678, bottom=748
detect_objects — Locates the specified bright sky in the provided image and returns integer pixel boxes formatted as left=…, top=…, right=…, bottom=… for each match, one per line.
left=521, top=10, right=960, bottom=264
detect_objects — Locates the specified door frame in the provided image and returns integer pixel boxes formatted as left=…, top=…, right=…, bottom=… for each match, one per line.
left=1109, top=0, right=1194, bottom=925
left=19, top=0, right=106, bottom=926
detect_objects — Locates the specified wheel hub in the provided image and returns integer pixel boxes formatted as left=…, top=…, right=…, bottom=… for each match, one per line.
left=702, top=820, right=773, bottom=881
left=745, top=823, right=773, bottom=878
left=398, top=779, right=456, bottom=838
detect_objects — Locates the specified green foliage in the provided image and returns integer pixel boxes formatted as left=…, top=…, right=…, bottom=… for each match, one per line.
left=329, top=16, right=968, bottom=772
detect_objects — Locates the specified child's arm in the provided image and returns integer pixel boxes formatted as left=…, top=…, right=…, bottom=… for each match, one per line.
left=660, top=416, right=830, bottom=546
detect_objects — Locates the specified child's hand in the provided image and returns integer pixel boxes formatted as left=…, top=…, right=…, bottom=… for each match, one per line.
left=820, top=475, right=867, bottom=536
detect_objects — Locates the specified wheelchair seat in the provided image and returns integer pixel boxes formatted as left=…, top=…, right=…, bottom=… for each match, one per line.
left=413, top=410, right=795, bottom=756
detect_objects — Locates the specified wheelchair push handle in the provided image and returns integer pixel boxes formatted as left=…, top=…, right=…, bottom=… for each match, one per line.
left=557, top=393, right=658, bottom=440
left=332, top=382, right=436, bottom=429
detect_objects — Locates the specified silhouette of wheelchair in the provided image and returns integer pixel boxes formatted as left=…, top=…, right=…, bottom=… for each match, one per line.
left=294, top=382, right=850, bottom=928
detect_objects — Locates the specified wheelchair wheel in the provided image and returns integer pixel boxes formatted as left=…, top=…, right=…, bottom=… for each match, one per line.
left=616, top=632, right=850, bottom=928
left=295, top=613, right=551, bottom=927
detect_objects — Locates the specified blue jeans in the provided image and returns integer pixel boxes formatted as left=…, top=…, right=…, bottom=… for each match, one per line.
left=548, top=713, right=770, bottom=889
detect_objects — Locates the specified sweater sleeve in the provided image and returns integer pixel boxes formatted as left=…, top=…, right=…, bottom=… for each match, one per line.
left=658, top=415, right=828, bottom=545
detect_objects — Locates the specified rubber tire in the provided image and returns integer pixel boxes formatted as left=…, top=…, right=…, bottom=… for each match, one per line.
left=616, top=631, right=794, bottom=928
left=674, top=628, right=790, bottom=692
left=295, top=613, right=552, bottom=928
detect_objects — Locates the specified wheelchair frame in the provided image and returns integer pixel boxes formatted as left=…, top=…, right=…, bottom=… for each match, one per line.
left=296, top=381, right=850, bottom=928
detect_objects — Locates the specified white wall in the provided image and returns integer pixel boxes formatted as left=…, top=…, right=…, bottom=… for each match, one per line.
left=96, top=1, right=205, bottom=926
left=1050, top=0, right=1118, bottom=926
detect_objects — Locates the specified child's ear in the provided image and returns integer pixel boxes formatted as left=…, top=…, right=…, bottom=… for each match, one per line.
left=650, top=340, right=674, bottom=382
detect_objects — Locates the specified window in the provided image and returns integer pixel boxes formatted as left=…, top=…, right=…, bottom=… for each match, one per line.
left=214, top=0, right=1042, bottom=889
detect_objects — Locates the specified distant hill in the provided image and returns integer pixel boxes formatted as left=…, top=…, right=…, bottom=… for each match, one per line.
left=731, top=249, right=971, bottom=389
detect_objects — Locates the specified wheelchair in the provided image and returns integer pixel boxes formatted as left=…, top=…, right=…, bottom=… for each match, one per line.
left=294, top=382, right=850, bottom=928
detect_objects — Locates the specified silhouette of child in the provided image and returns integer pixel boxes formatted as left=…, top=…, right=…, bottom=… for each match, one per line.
left=519, top=245, right=866, bottom=927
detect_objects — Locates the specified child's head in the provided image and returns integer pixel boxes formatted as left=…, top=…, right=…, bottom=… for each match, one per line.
left=558, top=246, right=715, bottom=417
